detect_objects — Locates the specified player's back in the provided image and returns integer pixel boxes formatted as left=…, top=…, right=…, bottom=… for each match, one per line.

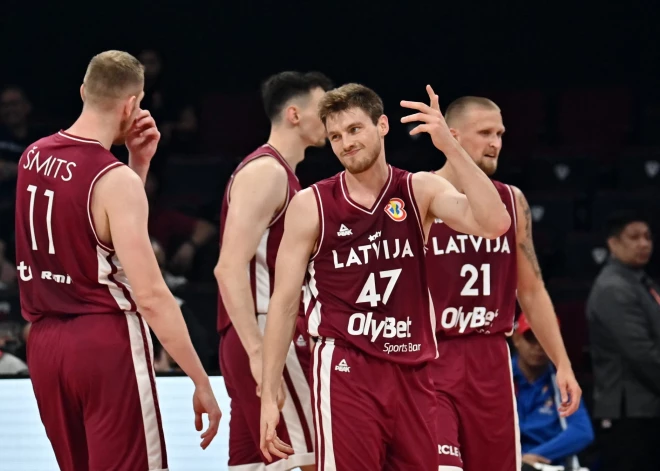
left=304, top=165, right=437, bottom=365
left=217, top=144, right=302, bottom=333
left=15, top=131, right=132, bottom=322
left=426, top=179, right=518, bottom=338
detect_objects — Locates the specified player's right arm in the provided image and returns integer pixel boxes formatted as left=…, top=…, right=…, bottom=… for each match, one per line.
left=213, top=158, right=288, bottom=384
left=96, top=166, right=221, bottom=449
left=260, top=189, right=318, bottom=461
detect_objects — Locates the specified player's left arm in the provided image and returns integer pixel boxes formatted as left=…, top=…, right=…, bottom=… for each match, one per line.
left=412, top=170, right=510, bottom=239
left=513, top=186, right=582, bottom=416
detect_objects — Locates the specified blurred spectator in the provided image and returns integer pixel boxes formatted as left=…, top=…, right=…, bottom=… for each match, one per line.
left=0, top=86, right=45, bottom=245
left=151, top=238, right=212, bottom=370
left=0, top=239, right=16, bottom=289
left=586, top=211, right=659, bottom=471
left=0, top=321, right=28, bottom=374
left=146, top=172, right=216, bottom=276
left=513, top=313, right=594, bottom=469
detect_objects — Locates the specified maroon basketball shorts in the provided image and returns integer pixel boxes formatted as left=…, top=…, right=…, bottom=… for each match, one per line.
left=312, top=337, right=437, bottom=471
left=219, top=314, right=315, bottom=470
left=431, top=334, right=520, bottom=471
left=27, top=313, right=167, bottom=471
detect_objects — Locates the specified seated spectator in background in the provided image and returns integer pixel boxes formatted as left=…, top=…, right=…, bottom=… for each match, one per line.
left=587, top=211, right=659, bottom=471
left=0, top=239, right=16, bottom=289
left=0, top=86, right=49, bottom=249
left=0, top=321, right=28, bottom=374
left=151, top=237, right=212, bottom=370
left=513, top=313, right=594, bottom=469
left=146, top=172, right=216, bottom=275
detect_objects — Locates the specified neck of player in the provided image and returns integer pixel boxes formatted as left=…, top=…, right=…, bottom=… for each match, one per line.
left=266, top=128, right=307, bottom=172
left=435, top=164, right=464, bottom=194
left=65, top=109, right=118, bottom=150
left=344, top=154, right=389, bottom=202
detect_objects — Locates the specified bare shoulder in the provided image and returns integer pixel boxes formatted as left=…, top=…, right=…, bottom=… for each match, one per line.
left=233, top=156, right=288, bottom=185
left=288, top=187, right=318, bottom=214
left=509, top=185, right=530, bottom=221
left=94, top=165, right=144, bottom=203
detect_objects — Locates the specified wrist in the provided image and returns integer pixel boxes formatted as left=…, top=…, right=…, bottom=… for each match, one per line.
left=191, top=372, right=211, bottom=389
left=247, top=343, right=263, bottom=360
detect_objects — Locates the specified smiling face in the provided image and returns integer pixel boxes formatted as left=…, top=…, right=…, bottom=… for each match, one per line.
left=450, top=105, right=505, bottom=176
left=325, top=107, right=389, bottom=175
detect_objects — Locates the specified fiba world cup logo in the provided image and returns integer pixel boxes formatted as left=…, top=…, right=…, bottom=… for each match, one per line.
left=384, top=198, right=407, bottom=221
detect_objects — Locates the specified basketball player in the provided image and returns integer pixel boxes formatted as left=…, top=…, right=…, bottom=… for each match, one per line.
left=427, top=96, right=582, bottom=471
left=214, top=71, right=333, bottom=471
left=14, top=50, right=221, bottom=471
left=259, top=83, right=512, bottom=470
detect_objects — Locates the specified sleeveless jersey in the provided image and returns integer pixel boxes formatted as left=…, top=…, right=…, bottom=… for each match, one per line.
left=426, top=180, right=518, bottom=338
left=14, top=131, right=136, bottom=322
left=217, top=144, right=302, bottom=332
left=303, top=165, right=437, bottom=365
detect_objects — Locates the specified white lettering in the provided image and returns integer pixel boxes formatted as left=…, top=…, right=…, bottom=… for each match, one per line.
left=349, top=313, right=412, bottom=343
left=345, top=248, right=362, bottom=267
left=23, top=147, right=76, bottom=182
left=332, top=250, right=344, bottom=269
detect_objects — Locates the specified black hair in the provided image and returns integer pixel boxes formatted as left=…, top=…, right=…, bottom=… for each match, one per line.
left=606, top=210, right=650, bottom=239
left=261, top=71, right=333, bottom=122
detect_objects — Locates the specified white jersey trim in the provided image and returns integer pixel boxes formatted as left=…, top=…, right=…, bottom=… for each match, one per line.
left=254, top=229, right=271, bottom=314
left=87, top=162, right=123, bottom=252
left=310, top=185, right=325, bottom=261
left=406, top=172, right=426, bottom=245
left=506, top=184, right=517, bottom=232
left=339, top=165, right=393, bottom=215
left=57, top=131, right=104, bottom=146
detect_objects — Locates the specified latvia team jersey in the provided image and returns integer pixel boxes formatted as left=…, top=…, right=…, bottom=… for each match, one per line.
left=304, top=165, right=437, bottom=365
left=426, top=179, right=518, bottom=338
left=14, top=131, right=135, bottom=322
left=217, top=144, right=302, bottom=333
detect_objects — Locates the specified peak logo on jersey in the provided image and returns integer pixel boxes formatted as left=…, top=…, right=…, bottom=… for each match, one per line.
left=337, top=224, right=353, bottom=237
left=335, top=358, right=350, bottom=373
left=384, top=198, right=407, bottom=221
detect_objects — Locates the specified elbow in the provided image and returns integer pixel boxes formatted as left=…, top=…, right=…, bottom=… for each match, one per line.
left=482, top=211, right=511, bottom=239
left=134, top=285, right=174, bottom=319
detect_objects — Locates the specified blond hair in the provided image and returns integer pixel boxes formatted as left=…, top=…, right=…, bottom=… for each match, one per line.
left=444, top=96, right=500, bottom=126
left=83, top=50, right=144, bottom=105
left=318, top=83, right=384, bottom=125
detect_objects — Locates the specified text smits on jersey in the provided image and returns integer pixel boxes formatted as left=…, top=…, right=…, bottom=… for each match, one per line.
left=347, top=313, right=421, bottom=354
left=440, top=306, right=498, bottom=334
left=23, top=146, right=77, bottom=182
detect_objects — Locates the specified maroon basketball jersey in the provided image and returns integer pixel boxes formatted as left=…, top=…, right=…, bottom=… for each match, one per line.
left=217, top=144, right=302, bottom=332
left=304, top=166, right=437, bottom=365
left=426, top=180, right=518, bottom=338
left=14, top=131, right=136, bottom=322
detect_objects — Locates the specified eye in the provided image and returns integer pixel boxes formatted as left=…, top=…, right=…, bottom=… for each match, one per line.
left=350, top=126, right=360, bottom=133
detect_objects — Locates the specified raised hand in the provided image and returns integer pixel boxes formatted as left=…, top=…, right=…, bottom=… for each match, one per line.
left=400, top=85, right=455, bottom=153
left=126, top=109, right=161, bottom=165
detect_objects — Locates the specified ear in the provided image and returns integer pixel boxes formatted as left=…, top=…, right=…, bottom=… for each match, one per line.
left=80, top=84, right=86, bottom=102
left=606, top=236, right=617, bottom=253
left=377, top=115, right=389, bottom=137
left=449, top=127, right=459, bottom=140
left=124, top=95, right=138, bottom=118
left=285, top=105, right=300, bottom=125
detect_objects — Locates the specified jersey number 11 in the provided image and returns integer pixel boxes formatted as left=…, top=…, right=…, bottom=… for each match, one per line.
left=27, top=185, right=56, bottom=254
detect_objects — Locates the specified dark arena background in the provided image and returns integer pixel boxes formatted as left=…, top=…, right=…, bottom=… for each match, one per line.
left=0, top=1, right=659, bottom=469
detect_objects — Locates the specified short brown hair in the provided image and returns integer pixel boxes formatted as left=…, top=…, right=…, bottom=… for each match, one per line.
left=83, top=50, right=144, bottom=104
left=318, top=83, right=384, bottom=125
left=445, top=96, right=500, bottom=126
